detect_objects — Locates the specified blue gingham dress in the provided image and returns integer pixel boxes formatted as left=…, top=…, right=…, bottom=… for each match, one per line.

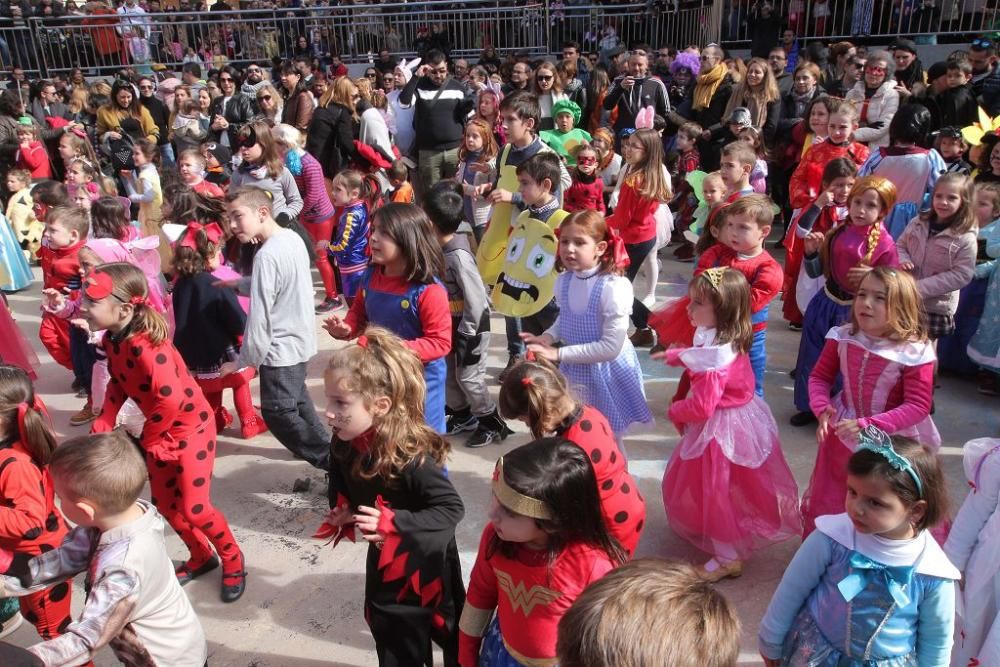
left=558, top=273, right=652, bottom=435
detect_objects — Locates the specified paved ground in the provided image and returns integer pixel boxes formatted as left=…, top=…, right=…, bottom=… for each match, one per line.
left=3, top=249, right=994, bottom=666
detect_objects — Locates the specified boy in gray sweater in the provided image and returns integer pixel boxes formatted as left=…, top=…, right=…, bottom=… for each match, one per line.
left=219, top=186, right=330, bottom=469
left=425, top=183, right=512, bottom=448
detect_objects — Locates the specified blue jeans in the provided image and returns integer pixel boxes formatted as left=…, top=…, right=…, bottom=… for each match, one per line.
left=69, top=326, right=97, bottom=393
left=259, top=362, right=330, bottom=470
left=504, top=316, right=524, bottom=356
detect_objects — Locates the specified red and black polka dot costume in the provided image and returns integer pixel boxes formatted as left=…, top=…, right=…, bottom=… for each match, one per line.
left=91, top=327, right=243, bottom=580
left=0, top=437, right=73, bottom=639
left=554, top=405, right=646, bottom=556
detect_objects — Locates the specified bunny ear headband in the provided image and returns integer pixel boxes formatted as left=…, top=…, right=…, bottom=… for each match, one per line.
left=484, top=78, right=503, bottom=101
left=635, top=105, right=655, bottom=130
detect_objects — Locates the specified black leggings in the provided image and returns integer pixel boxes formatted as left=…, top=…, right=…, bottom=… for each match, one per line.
left=625, top=238, right=657, bottom=329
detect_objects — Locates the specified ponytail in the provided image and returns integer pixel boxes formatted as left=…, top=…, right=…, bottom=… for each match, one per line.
left=499, top=359, right=579, bottom=438
left=0, top=365, right=57, bottom=465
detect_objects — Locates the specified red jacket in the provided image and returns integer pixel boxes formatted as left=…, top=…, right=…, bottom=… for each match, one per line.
left=564, top=176, right=606, bottom=214
left=0, top=440, right=68, bottom=556
left=15, top=141, right=51, bottom=179
left=39, top=240, right=83, bottom=293
left=607, top=178, right=659, bottom=244
left=697, top=244, right=783, bottom=332
left=788, top=139, right=869, bottom=210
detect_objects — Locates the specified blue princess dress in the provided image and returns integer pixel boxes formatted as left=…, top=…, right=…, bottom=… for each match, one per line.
left=0, top=213, right=31, bottom=291
left=759, top=513, right=959, bottom=666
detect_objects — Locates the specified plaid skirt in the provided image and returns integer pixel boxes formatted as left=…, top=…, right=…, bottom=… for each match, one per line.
left=927, top=312, right=955, bottom=339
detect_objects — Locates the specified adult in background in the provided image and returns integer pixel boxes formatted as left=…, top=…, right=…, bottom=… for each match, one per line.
left=846, top=51, right=899, bottom=148
left=0, top=89, right=32, bottom=184
left=97, top=79, right=159, bottom=145
left=306, top=76, right=357, bottom=189
left=30, top=78, right=80, bottom=178
left=969, top=37, right=1000, bottom=115
left=691, top=44, right=733, bottom=172
left=722, top=57, right=780, bottom=147
left=604, top=51, right=670, bottom=143
left=279, top=61, right=313, bottom=133
left=388, top=61, right=417, bottom=159
left=240, top=63, right=268, bottom=104
left=768, top=46, right=792, bottom=96
left=776, top=62, right=823, bottom=141
left=823, top=42, right=856, bottom=89
left=748, top=1, right=783, bottom=59
left=374, top=49, right=397, bottom=76
left=398, top=49, right=474, bottom=196
left=136, top=76, right=173, bottom=167
left=502, top=60, right=532, bottom=97
left=354, top=76, right=394, bottom=167
left=889, top=38, right=925, bottom=100
left=533, top=61, right=572, bottom=131
left=208, top=65, right=255, bottom=149
left=561, top=40, right=590, bottom=86
left=825, top=54, right=865, bottom=98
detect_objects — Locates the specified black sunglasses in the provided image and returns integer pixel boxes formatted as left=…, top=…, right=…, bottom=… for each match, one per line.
left=537, top=75, right=553, bottom=81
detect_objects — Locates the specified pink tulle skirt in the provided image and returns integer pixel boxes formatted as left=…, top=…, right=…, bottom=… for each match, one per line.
left=662, top=415, right=802, bottom=560
left=0, top=300, right=38, bottom=378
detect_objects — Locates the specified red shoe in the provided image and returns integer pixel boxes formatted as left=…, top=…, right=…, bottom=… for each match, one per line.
left=240, top=413, right=269, bottom=439
left=215, top=407, right=234, bottom=432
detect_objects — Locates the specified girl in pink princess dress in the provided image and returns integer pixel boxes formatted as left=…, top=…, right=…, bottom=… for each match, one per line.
left=802, top=266, right=939, bottom=536
left=657, top=267, right=801, bottom=582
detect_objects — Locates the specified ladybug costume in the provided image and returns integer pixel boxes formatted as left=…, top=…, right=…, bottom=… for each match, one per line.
left=0, top=397, right=73, bottom=640
left=89, top=274, right=244, bottom=597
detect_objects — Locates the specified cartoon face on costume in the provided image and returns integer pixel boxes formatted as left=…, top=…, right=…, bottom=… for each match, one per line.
left=492, top=218, right=558, bottom=317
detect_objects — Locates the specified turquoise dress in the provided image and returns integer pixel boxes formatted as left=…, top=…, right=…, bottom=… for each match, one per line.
left=0, top=214, right=31, bottom=292
left=759, top=514, right=959, bottom=666
left=968, top=221, right=1000, bottom=373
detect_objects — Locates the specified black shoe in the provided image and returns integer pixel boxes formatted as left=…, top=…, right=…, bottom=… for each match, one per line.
left=176, top=555, right=220, bottom=586
left=788, top=322, right=803, bottom=331
left=446, top=409, right=478, bottom=435
left=221, top=552, right=247, bottom=603
left=498, top=355, right=522, bottom=384
left=70, top=378, right=81, bottom=391
left=466, top=410, right=514, bottom=448
left=315, top=296, right=346, bottom=314
left=789, top=411, right=817, bottom=427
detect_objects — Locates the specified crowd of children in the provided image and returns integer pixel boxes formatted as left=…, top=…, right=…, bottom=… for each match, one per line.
left=1, top=38, right=1000, bottom=667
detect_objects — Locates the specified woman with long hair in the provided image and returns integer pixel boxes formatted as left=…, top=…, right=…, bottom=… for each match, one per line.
left=533, top=61, right=570, bottom=131
left=306, top=77, right=358, bottom=188
left=354, top=76, right=394, bottom=166
left=722, top=57, right=781, bottom=146
left=96, top=79, right=158, bottom=144
left=278, top=61, right=312, bottom=132
left=254, top=84, right=283, bottom=125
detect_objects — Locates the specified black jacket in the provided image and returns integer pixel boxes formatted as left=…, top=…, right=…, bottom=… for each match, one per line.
left=139, top=95, right=170, bottom=147
left=604, top=74, right=671, bottom=134
left=207, top=93, right=256, bottom=147
left=306, top=103, right=356, bottom=180
left=171, top=271, right=246, bottom=370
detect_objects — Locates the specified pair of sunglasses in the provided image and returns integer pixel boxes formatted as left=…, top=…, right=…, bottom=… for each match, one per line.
left=236, top=127, right=258, bottom=150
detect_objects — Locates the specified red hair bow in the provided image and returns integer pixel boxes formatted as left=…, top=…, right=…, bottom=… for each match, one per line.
left=178, top=222, right=224, bottom=250
left=608, top=228, right=630, bottom=271
left=357, top=334, right=369, bottom=349
left=16, top=396, right=49, bottom=444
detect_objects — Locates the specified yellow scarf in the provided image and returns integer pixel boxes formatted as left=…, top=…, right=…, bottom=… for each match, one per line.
left=693, top=63, right=728, bottom=111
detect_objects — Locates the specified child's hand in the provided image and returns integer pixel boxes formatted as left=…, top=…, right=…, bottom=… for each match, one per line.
left=474, top=182, right=493, bottom=198
left=845, top=264, right=872, bottom=290
left=353, top=505, right=384, bottom=543
left=803, top=231, right=824, bottom=255
left=815, top=190, right=834, bottom=208
left=899, top=261, right=915, bottom=272
left=41, top=287, right=64, bottom=311
left=519, top=332, right=554, bottom=346
left=834, top=418, right=861, bottom=441
left=467, top=162, right=489, bottom=174
left=816, top=405, right=835, bottom=445
left=525, top=343, right=558, bottom=362
left=488, top=188, right=513, bottom=204
left=323, top=314, right=352, bottom=339
left=218, top=361, right=238, bottom=377
left=106, top=131, right=122, bottom=141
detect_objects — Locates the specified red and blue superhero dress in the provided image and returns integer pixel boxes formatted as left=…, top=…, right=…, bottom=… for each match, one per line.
left=38, top=240, right=83, bottom=370
left=91, top=323, right=243, bottom=583
left=343, top=266, right=451, bottom=433
left=0, top=425, right=73, bottom=640
left=459, top=524, right=614, bottom=667
left=553, top=405, right=645, bottom=556
left=650, top=242, right=782, bottom=397
left=319, top=430, right=465, bottom=667
left=328, top=201, right=369, bottom=301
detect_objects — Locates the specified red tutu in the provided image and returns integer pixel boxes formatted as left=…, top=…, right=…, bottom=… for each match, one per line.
left=649, top=297, right=696, bottom=350
left=662, top=424, right=801, bottom=561
left=0, top=299, right=38, bottom=378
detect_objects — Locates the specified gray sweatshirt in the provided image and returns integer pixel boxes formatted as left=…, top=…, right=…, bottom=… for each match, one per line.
left=238, top=228, right=317, bottom=368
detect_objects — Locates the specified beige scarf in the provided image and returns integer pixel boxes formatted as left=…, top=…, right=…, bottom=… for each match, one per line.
left=693, top=63, right=728, bottom=111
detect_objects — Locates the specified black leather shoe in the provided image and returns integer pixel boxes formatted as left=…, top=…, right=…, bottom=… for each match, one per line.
left=221, top=552, right=247, bottom=603
left=176, top=556, right=220, bottom=586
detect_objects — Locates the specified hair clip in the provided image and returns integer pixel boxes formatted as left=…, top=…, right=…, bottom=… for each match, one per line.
left=357, top=334, right=369, bottom=349
left=521, top=377, right=534, bottom=387
left=493, top=457, right=553, bottom=520
left=129, top=295, right=146, bottom=306
left=858, top=425, right=923, bottom=498
left=703, top=267, right=726, bottom=291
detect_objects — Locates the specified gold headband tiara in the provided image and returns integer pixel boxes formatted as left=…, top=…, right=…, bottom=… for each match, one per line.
left=492, top=457, right=553, bottom=520
left=703, top=267, right=726, bottom=291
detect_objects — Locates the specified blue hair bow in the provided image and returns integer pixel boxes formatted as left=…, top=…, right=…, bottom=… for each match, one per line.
left=838, top=552, right=914, bottom=607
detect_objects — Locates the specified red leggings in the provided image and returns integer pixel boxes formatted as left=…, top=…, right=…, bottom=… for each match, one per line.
left=20, top=582, right=73, bottom=639
left=146, top=429, right=242, bottom=574
left=303, top=215, right=337, bottom=299
left=197, top=369, right=259, bottom=427
left=38, top=313, right=72, bottom=370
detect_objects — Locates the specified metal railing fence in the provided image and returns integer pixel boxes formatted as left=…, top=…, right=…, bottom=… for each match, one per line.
left=0, top=1, right=995, bottom=79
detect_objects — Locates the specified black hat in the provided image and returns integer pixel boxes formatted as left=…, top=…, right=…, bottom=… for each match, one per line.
left=889, top=38, right=918, bottom=55
left=934, top=126, right=963, bottom=140
left=926, top=61, right=949, bottom=82
left=204, top=142, right=232, bottom=166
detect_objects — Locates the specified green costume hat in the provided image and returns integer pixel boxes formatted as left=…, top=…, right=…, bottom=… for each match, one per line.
left=552, top=99, right=582, bottom=126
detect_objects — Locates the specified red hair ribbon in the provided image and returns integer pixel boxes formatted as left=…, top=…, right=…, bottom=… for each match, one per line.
left=16, top=396, right=49, bottom=443
left=608, top=228, right=630, bottom=271
left=129, top=295, right=146, bottom=306
left=83, top=271, right=115, bottom=300
left=521, top=377, right=534, bottom=387
left=178, top=222, right=224, bottom=250
left=357, top=334, right=369, bottom=349
left=69, top=127, right=87, bottom=140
